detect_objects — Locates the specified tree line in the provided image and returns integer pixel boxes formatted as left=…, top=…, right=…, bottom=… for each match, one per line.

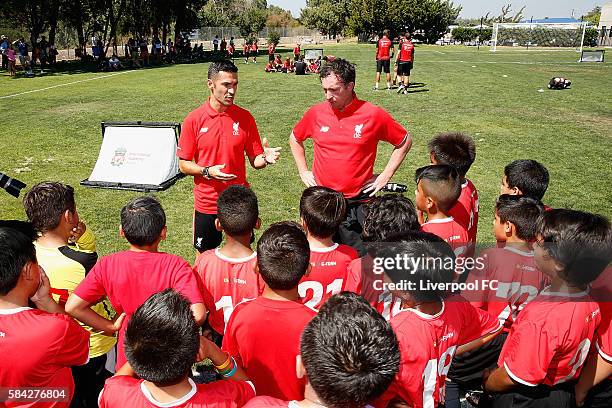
left=301, top=0, right=462, bottom=43
left=0, top=0, right=302, bottom=54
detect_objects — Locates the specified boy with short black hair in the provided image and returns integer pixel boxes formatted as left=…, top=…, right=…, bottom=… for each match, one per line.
left=468, top=194, right=548, bottom=328
left=374, top=231, right=502, bottom=408
left=194, top=185, right=263, bottom=340
left=66, top=196, right=206, bottom=371
left=99, top=289, right=255, bottom=407
left=23, top=181, right=116, bottom=407
left=446, top=195, right=547, bottom=407
left=343, top=194, right=420, bottom=319
left=0, top=221, right=90, bottom=407
left=245, top=292, right=401, bottom=407
left=501, top=159, right=550, bottom=201
left=222, top=222, right=317, bottom=401
left=415, top=165, right=469, bottom=251
left=298, top=186, right=358, bottom=310
left=484, top=209, right=611, bottom=407
left=428, top=132, right=479, bottom=245
left=362, top=194, right=421, bottom=244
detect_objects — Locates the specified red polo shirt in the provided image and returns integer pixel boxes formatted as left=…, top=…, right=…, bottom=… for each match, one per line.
left=292, top=96, right=407, bottom=198
left=178, top=99, right=264, bottom=214
left=377, top=36, right=393, bottom=60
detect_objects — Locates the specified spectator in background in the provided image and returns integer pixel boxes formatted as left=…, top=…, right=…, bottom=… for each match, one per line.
left=250, top=40, right=258, bottom=63
left=213, top=35, right=220, bottom=52
left=7, top=42, right=16, bottom=76
left=109, top=54, right=122, bottom=71
left=39, top=36, right=49, bottom=68
left=152, top=36, right=162, bottom=64
left=31, top=41, right=40, bottom=67
left=138, top=35, right=149, bottom=66
left=220, top=37, right=227, bottom=53
left=227, top=40, right=235, bottom=58
left=273, top=54, right=282, bottom=71
left=91, top=34, right=100, bottom=59
left=0, top=35, right=8, bottom=70
left=268, top=41, right=276, bottom=62
left=243, top=41, right=250, bottom=64
left=293, top=43, right=300, bottom=60
left=111, top=37, right=118, bottom=56
left=49, top=44, right=58, bottom=65
left=17, top=38, right=33, bottom=76
left=294, top=56, right=306, bottom=75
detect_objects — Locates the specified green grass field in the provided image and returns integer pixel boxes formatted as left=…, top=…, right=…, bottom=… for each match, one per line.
left=1, top=44, right=610, bottom=262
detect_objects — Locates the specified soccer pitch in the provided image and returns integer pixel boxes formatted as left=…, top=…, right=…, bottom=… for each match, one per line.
left=1, top=44, right=610, bottom=261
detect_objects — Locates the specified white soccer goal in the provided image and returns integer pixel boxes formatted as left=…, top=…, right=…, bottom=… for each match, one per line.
left=579, top=49, right=605, bottom=62
left=491, top=22, right=587, bottom=53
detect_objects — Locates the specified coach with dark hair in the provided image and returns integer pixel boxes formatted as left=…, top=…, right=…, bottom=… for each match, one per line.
left=178, top=60, right=281, bottom=252
left=289, top=58, right=412, bottom=250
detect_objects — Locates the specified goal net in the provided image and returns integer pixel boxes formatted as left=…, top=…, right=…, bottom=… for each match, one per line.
left=491, top=22, right=587, bottom=52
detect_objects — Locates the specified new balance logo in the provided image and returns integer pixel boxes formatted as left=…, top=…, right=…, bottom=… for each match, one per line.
left=0, top=331, right=5, bottom=338
left=200, top=127, right=209, bottom=133
left=320, top=126, right=330, bottom=133
left=232, top=122, right=239, bottom=136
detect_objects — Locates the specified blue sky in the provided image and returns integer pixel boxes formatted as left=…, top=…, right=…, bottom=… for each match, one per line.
left=268, top=0, right=603, bottom=19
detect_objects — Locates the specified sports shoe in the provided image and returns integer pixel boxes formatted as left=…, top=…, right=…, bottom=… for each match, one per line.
left=372, top=86, right=379, bottom=91
left=397, top=85, right=404, bottom=94
left=402, top=89, right=408, bottom=95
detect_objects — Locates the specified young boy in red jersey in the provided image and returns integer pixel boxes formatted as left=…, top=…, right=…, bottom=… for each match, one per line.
left=66, top=196, right=206, bottom=370
left=244, top=292, right=401, bottom=408
left=99, top=289, right=255, bottom=407
left=268, top=42, right=275, bottom=62
left=0, top=221, right=90, bottom=408
left=250, top=41, right=258, bottom=63
left=23, top=181, right=116, bottom=407
left=428, top=132, right=478, bottom=246
left=193, top=185, right=263, bottom=341
left=374, top=231, right=502, bottom=408
left=222, top=222, right=317, bottom=401
left=273, top=54, right=282, bottom=70
left=415, top=165, right=469, bottom=256
left=243, top=41, right=250, bottom=63
left=293, top=43, right=300, bottom=60
left=282, top=58, right=292, bottom=73
left=343, top=194, right=421, bottom=319
left=298, top=186, right=358, bottom=311
left=445, top=195, right=547, bottom=408
left=575, top=301, right=612, bottom=408
left=500, top=159, right=550, bottom=207
left=484, top=209, right=611, bottom=407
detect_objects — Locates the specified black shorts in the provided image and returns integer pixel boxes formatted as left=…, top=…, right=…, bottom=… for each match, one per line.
left=193, top=211, right=222, bottom=253
left=397, top=61, right=413, bottom=76
left=376, top=59, right=391, bottom=73
left=333, top=197, right=368, bottom=257
left=585, top=379, right=612, bottom=408
left=490, top=382, right=575, bottom=408
left=268, top=54, right=274, bottom=62
left=448, top=332, right=508, bottom=387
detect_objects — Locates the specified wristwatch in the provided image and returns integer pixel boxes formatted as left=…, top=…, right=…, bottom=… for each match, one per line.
left=201, top=166, right=211, bottom=179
